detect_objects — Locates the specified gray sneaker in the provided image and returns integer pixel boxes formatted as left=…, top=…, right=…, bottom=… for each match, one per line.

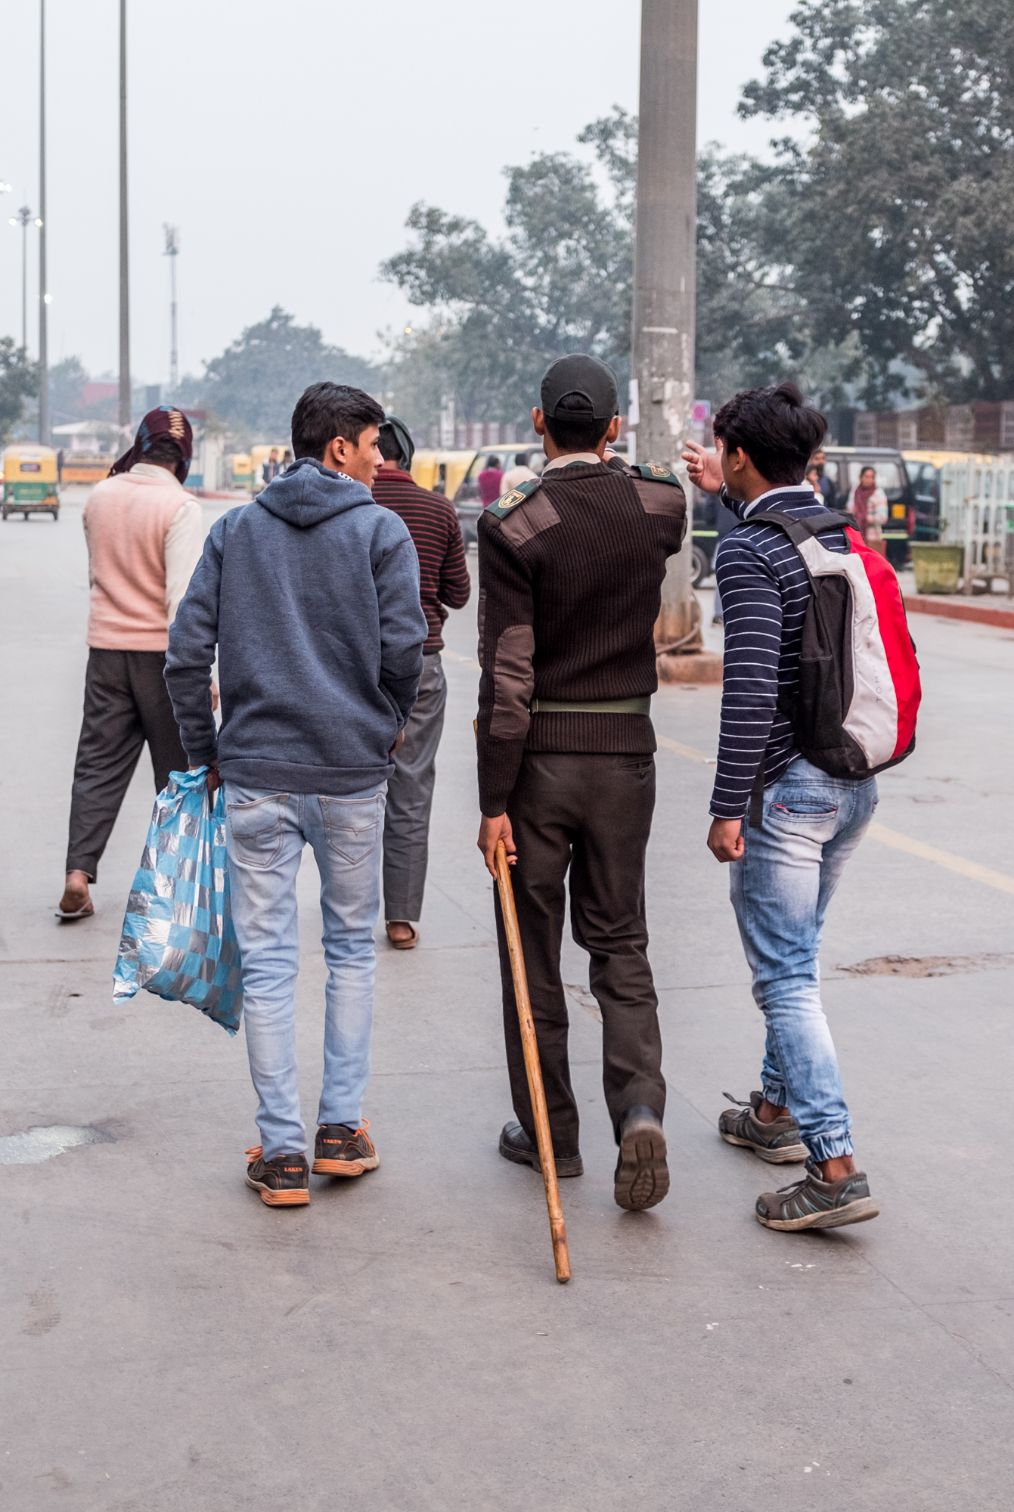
left=719, top=1092, right=807, bottom=1164
left=756, top=1161, right=880, bottom=1231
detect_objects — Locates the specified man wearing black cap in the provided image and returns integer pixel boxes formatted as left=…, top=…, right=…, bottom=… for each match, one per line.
left=475, top=354, right=687, bottom=1211
left=373, top=415, right=470, bottom=948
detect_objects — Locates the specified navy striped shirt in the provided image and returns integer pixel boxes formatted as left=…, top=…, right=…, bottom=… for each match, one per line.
left=710, top=486, right=848, bottom=820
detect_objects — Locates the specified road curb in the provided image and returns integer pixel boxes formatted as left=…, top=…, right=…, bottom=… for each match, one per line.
left=903, top=595, right=1014, bottom=631
left=656, top=650, right=724, bottom=685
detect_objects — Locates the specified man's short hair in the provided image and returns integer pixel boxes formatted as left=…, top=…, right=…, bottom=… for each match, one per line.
left=543, top=394, right=611, bottom=453
left=712, top=382, right=827, bottom=487
left=378, top=428, right=403, bottom=463
left=291, top=382, right=385, bottom=462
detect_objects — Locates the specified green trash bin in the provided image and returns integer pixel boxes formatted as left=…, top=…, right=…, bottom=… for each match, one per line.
left=911, top=543, right=964, bottom=594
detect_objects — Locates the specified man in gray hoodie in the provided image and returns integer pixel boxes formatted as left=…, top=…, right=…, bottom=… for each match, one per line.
left=166, top=383, right=427, bottom=1207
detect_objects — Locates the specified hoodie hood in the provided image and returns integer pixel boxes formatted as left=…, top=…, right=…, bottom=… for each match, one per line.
left=257, top=458, right=375, bottom=528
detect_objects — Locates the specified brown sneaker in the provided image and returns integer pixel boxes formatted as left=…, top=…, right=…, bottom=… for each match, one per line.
left=719, top=1092, right=807, bottom=1163
left=244, top=1145, right=310, bottom=1207
left=312, top=1121, right=380, bottom=1177
left=756, top=1162, right=880, bottom=1231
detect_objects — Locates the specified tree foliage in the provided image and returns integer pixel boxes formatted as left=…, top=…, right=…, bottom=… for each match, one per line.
left=0, top=338, right=39, bottom=443
left=197, top=307, right=379, bottom=437
left=741, top=0, right=1014, bottom=402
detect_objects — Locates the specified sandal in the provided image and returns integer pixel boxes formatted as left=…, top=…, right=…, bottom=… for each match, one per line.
left=385, top=921, right=419, bottom=950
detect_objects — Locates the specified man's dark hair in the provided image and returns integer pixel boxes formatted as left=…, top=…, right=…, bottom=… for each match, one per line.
left=143, top=437, right=185, bottom=469
left=378, top=428, right=403, bottom=463
left=712, top=382, right=827, bottom=486
left=543, top=393, right=611, bottom=453
left=290, top=382, right=385, bottom=462
left=484, top=454, right=500, bottom=469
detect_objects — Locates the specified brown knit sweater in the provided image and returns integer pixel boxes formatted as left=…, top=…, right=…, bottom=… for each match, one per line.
left=475, top=459, right=687, bottom=815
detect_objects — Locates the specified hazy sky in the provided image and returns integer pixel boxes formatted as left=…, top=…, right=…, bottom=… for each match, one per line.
left=1, top=0, right=795, bottom=384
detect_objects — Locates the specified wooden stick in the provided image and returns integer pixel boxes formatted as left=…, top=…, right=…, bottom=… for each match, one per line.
left=494, top=841, right=571, bottom=1284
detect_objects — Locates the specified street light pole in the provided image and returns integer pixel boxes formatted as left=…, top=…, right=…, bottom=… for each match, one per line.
left=118, top=0, right=131, bottom=431
left=631, top=0, right=702, bottom=653
left=163, top=224, right=179, bottom=392
left=38, top=0, right=50, bottom=444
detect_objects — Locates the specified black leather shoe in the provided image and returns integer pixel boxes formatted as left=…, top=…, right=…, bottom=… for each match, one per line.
left=498, top=1121, right=583, bottom=1178
left=614, top=1106, right=669, bottom=1211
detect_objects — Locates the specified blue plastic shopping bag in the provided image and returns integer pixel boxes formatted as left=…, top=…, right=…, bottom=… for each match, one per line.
left=113, top=767, right=243, bottom=1034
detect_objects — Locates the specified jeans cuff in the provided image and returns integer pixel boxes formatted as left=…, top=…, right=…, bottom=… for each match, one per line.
left=761, top=1081, right=787, bottom=1109
left=805, top=1129, right=854, bottom=1162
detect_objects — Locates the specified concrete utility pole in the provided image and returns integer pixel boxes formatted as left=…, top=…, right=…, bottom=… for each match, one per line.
left=38, top=0, right=50, bottom=444
left=631, top=0, right=702, bottom=653
left=163, top=224, right=179, bottom=391
left=118, top=0, right=131, bottom=431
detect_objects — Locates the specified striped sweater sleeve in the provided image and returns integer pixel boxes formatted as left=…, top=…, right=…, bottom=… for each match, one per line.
left=709, top=534, right=784, bottom=819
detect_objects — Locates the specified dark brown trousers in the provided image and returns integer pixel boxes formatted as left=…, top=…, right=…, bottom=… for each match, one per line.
left=66, top=649, right=187, bottom=881
left=494, top=751, right=664, bottom=1154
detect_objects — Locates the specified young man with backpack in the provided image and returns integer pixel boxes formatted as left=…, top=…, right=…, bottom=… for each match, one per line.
left=684, top=382, right=920, bottom=1232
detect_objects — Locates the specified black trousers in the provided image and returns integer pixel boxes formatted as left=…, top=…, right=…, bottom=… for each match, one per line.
left=66, top=649, right=187, bottom=881
left=494, top=752, right=664, bottom=1155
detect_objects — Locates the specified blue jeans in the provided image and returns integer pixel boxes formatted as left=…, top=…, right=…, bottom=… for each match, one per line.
left=225, top=784, right=386, bottom=1160
left=729, top=758, right=877, bottom=1162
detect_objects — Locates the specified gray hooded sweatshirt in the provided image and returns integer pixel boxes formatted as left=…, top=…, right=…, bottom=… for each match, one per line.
left=165, top=459, right=427, bottom=795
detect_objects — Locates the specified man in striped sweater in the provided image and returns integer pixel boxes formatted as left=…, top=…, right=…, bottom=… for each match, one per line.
left=373, top=416, right=470, bottom=947
left=684, top=383, right=880, bottom=1233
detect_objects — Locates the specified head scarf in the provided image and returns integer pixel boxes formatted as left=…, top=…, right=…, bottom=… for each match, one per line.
left=109, top=406, right=194, bottom=484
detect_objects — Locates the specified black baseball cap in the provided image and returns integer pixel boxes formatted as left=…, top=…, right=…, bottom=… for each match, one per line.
left=540, top=354, right=618, bottom=421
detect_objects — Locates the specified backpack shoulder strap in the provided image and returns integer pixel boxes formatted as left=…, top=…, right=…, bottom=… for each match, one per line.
left=485, top=475, right=543, bottom=521
left=749, top=508, right=851, bottom=544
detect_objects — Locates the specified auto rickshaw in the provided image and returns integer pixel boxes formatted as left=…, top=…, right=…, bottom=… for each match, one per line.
left=411, top=448, right=472, bottom=499
left=229, top=452, right=253, bottom=491
left=2, top=444, right=60, bottom=520
left=249, top=442, right=290, bottom=494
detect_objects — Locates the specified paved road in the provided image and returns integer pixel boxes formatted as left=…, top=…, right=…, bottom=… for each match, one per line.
left=3, top=492, right=1013, bottom=1511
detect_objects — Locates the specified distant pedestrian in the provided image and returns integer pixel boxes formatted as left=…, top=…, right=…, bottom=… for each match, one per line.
left=684, top=383, right=882, bottom=1232
left=56, top=406, right=204, bottom=922
left=372, top=415, right=470, bottom=949
left=261, top=447, right=282, bottom=486
left=805, top=464, right=823, bottom=498
left=166, top=383, right=426, bottom=1208
left=500, top=451, right=537, bottom=492
left=477, top=454, right=504, bottom=507
left=476, top=354, right=687, bottom=1211
left=848, top=465, right=888, bottom=549
left=810, top=448, right=836, bottom=506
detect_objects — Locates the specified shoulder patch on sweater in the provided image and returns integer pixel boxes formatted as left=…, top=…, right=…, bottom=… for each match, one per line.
left=630, top=462, right=681, bottom=486
left=487, top=477, right=542, bottom=520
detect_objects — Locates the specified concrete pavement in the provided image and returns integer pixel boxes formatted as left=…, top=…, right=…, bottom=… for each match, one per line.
left=2, top=492, right=1014, bottom=1511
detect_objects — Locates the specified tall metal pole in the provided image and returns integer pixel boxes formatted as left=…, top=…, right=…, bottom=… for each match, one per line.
left=164, top=224, right=179, bottom=391
left=14, top=207, right=30, bottom=353
left=631, top=0, right=702, bottom=652
left=38, top=0, right=50, bottom=444
left=118, top=0, right=131, bottom=430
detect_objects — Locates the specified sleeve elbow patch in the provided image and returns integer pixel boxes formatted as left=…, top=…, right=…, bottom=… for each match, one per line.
left=489, top=624, right=535, bottom=739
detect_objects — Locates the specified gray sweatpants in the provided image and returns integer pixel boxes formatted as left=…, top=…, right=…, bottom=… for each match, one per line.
left=383, top=653, right=447, bottom=921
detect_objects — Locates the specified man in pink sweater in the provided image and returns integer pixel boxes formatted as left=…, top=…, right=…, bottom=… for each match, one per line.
left=57, top=406, right=205, bottom=920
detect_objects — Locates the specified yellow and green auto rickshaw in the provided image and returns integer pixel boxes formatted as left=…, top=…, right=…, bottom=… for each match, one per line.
left=2, top=444, right=61, bottom=520
left=228, top=452, right=253, bottom=491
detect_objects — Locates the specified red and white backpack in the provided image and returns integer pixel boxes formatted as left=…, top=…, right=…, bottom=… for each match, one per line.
left=751, top=509, right=922, bottom=778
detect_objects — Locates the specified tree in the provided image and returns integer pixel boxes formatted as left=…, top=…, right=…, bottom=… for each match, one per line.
left=381, top=110, right=636, bottom=429
left=197, top=307, right=379, bottom=436
left=740, top=0, right=1014, bottom=402
left=0, top=339, right=38, bottom=443
left=47, top=356, right=89, bottom=425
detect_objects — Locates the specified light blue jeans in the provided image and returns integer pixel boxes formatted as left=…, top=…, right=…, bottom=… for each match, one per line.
left=729, top=758, right=878, bottom=1162
left=225, top=784, right=386, bottom=1160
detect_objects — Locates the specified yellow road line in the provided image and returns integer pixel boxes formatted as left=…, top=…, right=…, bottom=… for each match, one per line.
left=655, top=736, right=1014, bottom=896
left=865, top=822, right=1014, bottom=896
